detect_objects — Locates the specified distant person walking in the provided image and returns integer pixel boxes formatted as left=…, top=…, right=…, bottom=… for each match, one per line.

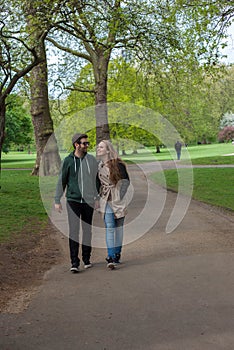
left=174, top=141, right=182, bottom=160
left=54, top=133, right=99, bottom=273
left=97, top=140, right=130, bottom=269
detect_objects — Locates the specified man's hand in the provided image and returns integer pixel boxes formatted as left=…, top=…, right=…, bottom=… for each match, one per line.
left=55, top=203, right=62, bottom=213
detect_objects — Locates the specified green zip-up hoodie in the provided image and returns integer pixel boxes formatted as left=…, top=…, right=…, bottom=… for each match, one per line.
left=55, top=152, right=99, bottom=205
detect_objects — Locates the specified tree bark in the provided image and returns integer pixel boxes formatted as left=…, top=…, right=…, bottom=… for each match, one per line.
left=94, top=53, right=110, bottom=144
left=0, top=99, right=6, bottom=188
left=29, top=41, right=60, bottom=176
left=156, top=145, right=161, bottom=153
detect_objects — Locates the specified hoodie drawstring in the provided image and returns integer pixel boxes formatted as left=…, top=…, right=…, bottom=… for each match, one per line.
left=73, top=156, right=91, bottom=203
left=74, top=155, right=90, bottom=175
left=86, top=158, right=90, bottom=175
left=74, top=156, right=77, bottom=173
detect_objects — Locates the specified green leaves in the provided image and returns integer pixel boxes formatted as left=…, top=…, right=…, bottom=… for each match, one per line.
left=4, top=94, right=33, bottom=153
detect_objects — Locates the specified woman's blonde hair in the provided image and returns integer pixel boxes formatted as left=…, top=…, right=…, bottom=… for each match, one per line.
left=99, top=140, right=126, bottom=185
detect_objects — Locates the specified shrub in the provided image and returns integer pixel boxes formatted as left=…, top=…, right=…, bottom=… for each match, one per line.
left=218, top=126, right=234, bottom=142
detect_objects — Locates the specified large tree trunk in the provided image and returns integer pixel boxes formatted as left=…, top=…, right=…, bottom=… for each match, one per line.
left=94, top=53, right=110, bottom=144
left=0, top=99, right=6, bottom=188
left=156, top=145, right=161, bottom=153
left=29, top=41, right=61, bottom=176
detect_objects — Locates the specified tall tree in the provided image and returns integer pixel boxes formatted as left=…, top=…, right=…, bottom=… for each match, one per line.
left=65, top=57, right=230, bottom=148
left=23, top=1, right=62, bottom=175
left=47, top=0, right=233, bottom=144
left=0, top=0, right=44, bottom=185
left=29, top=39, right=61, bottom=176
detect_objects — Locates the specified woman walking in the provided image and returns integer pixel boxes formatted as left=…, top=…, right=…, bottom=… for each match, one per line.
left=97, top=140, right=130, bottom=269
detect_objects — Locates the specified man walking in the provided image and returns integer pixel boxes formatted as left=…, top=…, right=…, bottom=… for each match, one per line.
left=174, top=140, right=182, bottom=160
left=55, top=133, right=99, bottom=273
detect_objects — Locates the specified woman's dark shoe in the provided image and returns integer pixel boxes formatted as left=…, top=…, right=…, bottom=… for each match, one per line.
left=114, top=253, right=121, bottom=264
left=106, top=257, right=115, bottom=269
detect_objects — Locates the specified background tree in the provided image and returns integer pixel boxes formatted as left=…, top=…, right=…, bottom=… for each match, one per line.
left=3, top=94, right=33, bottom=153
left=46, top=0, right=231, bottom=144
left=0, top=0, right=44, bottom=185
left=64, top=58, right=163, bottom=152
left=22, top=0, right=63, bottom=175
left=64, top=57, right=234, bottom=150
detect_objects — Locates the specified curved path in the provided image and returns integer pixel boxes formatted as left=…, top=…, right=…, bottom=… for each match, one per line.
left=1, top=162, right=234, bottom=350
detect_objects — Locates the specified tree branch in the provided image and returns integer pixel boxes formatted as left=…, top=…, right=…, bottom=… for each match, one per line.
left=46, top=36, right=93, bottom=62
left=106, top=0, right=121, bottom=48
left=65, top=85, right=95, bottom=93
left=74, top=1, right=97, bottom=46
left=53, top=77, right=95, bottom=94
left=2, top=55, right=44, bottom=100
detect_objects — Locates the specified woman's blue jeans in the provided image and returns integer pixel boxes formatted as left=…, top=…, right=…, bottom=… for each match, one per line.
left=104, top=203, right=124, bottom=259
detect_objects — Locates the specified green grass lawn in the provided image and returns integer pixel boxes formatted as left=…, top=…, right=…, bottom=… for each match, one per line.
left=150, top=168, right=234, bottom=211
left=0, top=170, right=48, bottom=242
left=189, top=155, right=234, bottom=165
left=0, top=142, right=233, bottom=242
left=1, top=142, right=234, bottom=167
left=123, top=142, right=234, bottom=163
left=184, top=142, right=234, bottom=158
left=1, top=152, right=36, bottom=169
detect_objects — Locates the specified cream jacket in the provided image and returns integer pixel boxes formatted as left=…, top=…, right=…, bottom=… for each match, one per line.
left=98, top=161, right=130, bottom=219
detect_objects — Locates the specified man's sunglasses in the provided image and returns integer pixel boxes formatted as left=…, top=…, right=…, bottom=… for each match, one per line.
left=78, top=141, right=89, bottom=146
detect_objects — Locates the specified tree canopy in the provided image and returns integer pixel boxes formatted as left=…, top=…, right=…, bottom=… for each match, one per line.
left=1, top=0, right=234, bottom=175
left=3, top=94, right=33, bottom=153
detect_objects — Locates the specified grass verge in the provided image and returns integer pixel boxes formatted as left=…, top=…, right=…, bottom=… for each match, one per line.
left=188, top=155, right=234, bottom=165
left=1, top=152, right=36, bottom=169
left=0, top=170, right=48, bottom=242
left=150, top=168, right=234, bottom=211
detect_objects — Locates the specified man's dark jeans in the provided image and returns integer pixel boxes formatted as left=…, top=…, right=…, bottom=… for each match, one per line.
left=67, top=201, right=94, bottom=267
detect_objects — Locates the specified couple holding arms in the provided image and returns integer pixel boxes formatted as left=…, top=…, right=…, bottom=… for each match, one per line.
left=54, top=133, right=130, bottom=272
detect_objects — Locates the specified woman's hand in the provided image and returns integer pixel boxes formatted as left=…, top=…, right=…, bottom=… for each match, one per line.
left=94, top=200, right=100, bottom=210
